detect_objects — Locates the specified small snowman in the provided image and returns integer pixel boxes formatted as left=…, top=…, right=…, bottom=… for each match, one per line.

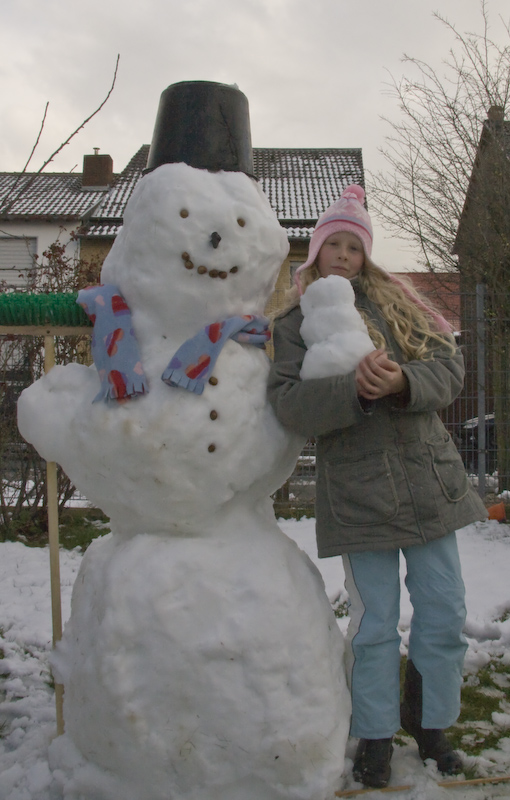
left=18, top=82, right=350, bottom=800
left=300, top=275, right=375, bottom=380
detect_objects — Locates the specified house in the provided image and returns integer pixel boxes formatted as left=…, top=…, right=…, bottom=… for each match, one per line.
left=0, top=153, right=115, bottom=288
left=0, top=147, right=365, bottom=309
left=451, top=105, right=510, bottom=475
left=453, top=105, right=510, bottom=285
left=392, top=271, right=461, bottom=333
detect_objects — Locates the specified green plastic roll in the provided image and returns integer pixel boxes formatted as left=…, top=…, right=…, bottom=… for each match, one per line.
left=0, top=293, right=92, bottom=328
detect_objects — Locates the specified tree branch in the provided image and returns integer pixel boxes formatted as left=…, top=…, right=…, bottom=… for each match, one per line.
left=0, top=54, right=120, bottom=216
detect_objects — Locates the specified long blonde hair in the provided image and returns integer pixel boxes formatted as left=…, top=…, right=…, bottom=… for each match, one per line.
left=282, top=259, right=456, bottom=361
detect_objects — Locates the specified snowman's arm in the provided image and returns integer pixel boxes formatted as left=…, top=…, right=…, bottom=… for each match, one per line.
left=17, top=363, right=96, bottom=463
left=268, top=311, right=371, bottom=438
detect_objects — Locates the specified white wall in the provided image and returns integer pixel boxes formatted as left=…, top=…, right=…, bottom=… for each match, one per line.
left=0, top=221, right=81, bottom=288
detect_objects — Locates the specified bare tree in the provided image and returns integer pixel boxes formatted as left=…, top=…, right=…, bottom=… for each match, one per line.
left=0, top=54, right=119, bottom=216
left=0, top=59, right=119, bottom=540
left=369, top=1, right=510, bottom=492
left=0, top=235, right=102, bottom=542
left=369, top=1, right=510, bottom=274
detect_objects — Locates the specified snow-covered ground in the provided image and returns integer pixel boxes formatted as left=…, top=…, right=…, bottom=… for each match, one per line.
left=1, top=516, right=510, bottom=799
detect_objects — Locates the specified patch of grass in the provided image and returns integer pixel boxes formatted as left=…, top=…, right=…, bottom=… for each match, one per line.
left=58, top=508, right=110, bottom=551
left=393, top=655, right=510, bottom=760
left=452, top=726, right=503, bottom=755
left=0, top=507, right=48, bottom=545
left=448, top=657, right=510, bottom=756
left=458, top=685, right=501, bottom=722
left=274, top=504, right=315, bottom=521
left=332, top=600, right=349, bottom=619
left=495, top=608, right=510, bottom=623
left=2, top=507, right=110, bottom=551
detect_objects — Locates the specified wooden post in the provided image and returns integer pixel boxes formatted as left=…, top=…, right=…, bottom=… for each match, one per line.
left=335, top=773, right=510, bottom=797
left=44, top=335, right=65, bottom=736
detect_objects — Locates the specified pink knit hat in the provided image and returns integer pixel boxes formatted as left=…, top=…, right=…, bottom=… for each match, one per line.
left=294, top=184, right=452, bottom=333
left=294, top=185, right=372, bottom=293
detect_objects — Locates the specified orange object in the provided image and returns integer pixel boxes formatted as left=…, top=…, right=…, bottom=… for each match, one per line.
left=487, top=501, right=506, bottom=522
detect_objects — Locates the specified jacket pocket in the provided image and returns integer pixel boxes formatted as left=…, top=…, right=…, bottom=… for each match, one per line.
left=427, top=432, right=470, bottom=502
left=325, top=451, right=399, bottom=526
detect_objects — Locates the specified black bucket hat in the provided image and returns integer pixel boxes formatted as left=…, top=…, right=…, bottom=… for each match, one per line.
left=144, top=80, right=254, bottom=177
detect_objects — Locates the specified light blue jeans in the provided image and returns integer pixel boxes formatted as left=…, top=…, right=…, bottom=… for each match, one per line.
left=343, top=532, right=467, bottom=739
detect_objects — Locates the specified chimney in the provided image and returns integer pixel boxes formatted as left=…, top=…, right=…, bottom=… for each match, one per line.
left=82, top=149, right=113, bottom=189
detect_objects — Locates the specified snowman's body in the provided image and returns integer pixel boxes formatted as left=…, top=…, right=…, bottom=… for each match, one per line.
left=18, top=163, right=350, bottom=800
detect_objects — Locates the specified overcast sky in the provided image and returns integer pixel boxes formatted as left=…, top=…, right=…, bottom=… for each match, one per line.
left=1, top=0, right=509, bottom=270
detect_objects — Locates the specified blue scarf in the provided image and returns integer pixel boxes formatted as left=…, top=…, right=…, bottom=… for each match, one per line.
left=77, top=285, right=270, bottom=401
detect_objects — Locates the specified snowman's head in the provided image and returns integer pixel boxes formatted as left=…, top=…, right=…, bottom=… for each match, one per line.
left=101, top=162, right=289, bottom=337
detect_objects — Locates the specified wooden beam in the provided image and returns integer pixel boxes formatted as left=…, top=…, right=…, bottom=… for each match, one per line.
left=335, top=774, right=510, bottom=797
left=0, top=326, right=90, bottom=336
left=43, top=335, right=65, bottom=736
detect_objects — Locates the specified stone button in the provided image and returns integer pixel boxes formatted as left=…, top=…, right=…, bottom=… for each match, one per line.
left=208, top=444, right=216, bottom=452
left=209, top=376, right=218, bottom=386
left=210, top=410, right=218, bottom=420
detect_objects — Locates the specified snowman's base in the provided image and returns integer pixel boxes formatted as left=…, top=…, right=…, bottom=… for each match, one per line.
left=50, top=507, right=350, bottom=800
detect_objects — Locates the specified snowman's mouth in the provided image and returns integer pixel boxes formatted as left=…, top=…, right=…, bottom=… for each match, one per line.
left=181, top=252, right=239, bottom=279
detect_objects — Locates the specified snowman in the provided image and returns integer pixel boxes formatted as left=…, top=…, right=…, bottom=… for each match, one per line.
left=18, top=82, right=350, bottom=800
left=300, top=274, right=375, bottom=380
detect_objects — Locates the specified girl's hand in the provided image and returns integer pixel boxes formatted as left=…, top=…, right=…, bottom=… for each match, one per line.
left=355, top=349, right=408, bottom=400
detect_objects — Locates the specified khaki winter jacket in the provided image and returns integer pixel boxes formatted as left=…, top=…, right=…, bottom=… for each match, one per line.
left=267, top=286, right=487, bottom=556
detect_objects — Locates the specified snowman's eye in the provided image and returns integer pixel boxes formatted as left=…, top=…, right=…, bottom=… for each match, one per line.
left=237, top=218, right=246, bottom=227
left=180, top=209, right=189, bottom=218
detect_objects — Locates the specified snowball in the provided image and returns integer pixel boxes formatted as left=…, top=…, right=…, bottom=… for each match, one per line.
left=299, top=275, right=375, bottom=380
left=301, top=331, right=376, bottom=380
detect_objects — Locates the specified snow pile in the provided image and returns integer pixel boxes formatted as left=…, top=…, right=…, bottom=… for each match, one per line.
left=299, top=275, right=374, bottom=380
left=17, top=163, right=350, bottom=799
left=49, top=520, right=349, bottom=800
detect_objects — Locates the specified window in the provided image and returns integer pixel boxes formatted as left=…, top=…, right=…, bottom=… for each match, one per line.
left=0, top=237, right=37, bottom=288
left=290, top=259, right=306, bottom=280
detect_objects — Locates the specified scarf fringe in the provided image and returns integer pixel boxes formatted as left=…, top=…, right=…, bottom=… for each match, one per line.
left=161, top=369, right=204, bottom=396
left=93, top=374, right=149, bottom=403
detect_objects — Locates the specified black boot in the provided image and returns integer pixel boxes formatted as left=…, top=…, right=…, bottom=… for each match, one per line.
left=401, top=659, right=463, bottom=775
left=352, top=737, right=393, bottom=788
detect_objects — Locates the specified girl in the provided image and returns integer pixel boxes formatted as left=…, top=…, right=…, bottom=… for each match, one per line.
left=267, top=185, right=487, bottom=789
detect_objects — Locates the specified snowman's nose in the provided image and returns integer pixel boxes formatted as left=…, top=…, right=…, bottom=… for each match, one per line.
left=210, top=231, right=222, bottom=249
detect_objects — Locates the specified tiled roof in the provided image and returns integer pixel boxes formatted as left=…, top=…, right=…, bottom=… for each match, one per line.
left=0, top=172, right=106, bottom=221
left=253, top=148, right=364, bottom=223
left=1, top=145, right=364, bottom=242
left=283, top=226, right=315, bottom=241
left=85, top=146, right=364, bottom=239
left=86, top=146, right=148, bottom=223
